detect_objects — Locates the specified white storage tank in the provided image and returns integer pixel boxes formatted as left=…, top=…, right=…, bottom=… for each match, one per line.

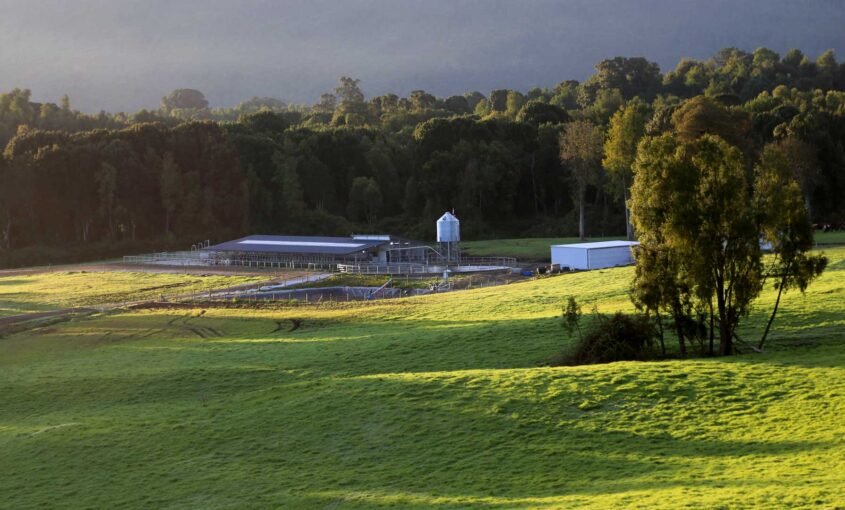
left=436, top=212, right=460, bottom=243
left=551, top=240, right=639, bottom=270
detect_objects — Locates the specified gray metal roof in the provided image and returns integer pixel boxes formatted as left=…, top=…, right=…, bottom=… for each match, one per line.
left=205, top=235, right=389, bottom=256
left=551, top=240, right=640, bottom=250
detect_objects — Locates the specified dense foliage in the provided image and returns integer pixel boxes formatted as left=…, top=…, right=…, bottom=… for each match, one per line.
left=1, top=46, right=845, bottom=263
left=555, top=307, right=658, bottom=365
left=630, top=125, right=827, bottom=356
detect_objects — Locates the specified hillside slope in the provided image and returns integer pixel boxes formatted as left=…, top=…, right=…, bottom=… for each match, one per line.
left=1, top=248, right=844, bottom=508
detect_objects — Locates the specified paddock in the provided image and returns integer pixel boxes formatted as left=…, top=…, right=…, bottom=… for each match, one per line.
left=123, top=234, right=517, bottom=274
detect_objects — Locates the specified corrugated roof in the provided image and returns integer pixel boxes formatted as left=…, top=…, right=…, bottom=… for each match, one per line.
left=205, top=235, right=388, bottom=255
left=352, top=234, right=392, bottom=241
left=551, top=240, right=640, bottom=249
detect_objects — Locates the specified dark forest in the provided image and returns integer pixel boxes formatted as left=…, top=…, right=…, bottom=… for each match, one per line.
left=2, top=47, right=844, bottom=266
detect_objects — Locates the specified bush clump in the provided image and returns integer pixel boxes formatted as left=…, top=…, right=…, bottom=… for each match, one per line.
left=553, top=311, right=657, bottom=366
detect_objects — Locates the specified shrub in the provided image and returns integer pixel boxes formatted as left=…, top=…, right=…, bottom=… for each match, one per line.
left=561, top=296, right=582, bottom=339
left=553, top=312, right=657, bottom=365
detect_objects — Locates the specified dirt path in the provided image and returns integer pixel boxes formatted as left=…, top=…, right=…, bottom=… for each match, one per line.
left=0, top=307, right=96, bottom=328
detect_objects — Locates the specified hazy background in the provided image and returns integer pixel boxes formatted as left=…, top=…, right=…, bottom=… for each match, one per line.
left=1, top=0, right=843, bottom=112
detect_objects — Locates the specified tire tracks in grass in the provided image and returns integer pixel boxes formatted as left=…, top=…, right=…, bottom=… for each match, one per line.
left=167, top=311, right=223, bottom=339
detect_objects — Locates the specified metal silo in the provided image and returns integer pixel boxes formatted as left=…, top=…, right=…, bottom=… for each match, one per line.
left=436, top=211, right=460, bottom=263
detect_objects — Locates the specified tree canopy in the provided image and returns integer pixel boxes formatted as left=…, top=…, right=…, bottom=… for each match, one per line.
left=0, top=46, right=843, bottom=271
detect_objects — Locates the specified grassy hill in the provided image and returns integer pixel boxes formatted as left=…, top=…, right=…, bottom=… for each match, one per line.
left=0, top=271, right=269, bottom=317
left=1, top=247, right=844, bottom=508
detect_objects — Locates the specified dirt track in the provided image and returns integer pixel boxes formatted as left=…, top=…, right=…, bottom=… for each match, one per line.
left=0, top=307, right=96, bottom=328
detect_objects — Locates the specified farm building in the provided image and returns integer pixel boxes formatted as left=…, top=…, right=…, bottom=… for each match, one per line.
left=550, top=240, right=639, bottom=270
left=201, top=234, right=430, bottom=267
left=124, top=212, right=516, bottom=274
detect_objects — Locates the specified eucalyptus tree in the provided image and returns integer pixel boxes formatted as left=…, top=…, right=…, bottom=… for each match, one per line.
left=603, top=100, right=648, bottom=239
left=160, top=89, right=209, bottom=113
left=559, top=120, right=604, bottom=240
left=754, top=144, right=828, bottom=350
left=631, top=134, right=763, bottom=355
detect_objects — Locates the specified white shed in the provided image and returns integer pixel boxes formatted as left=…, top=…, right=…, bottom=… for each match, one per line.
left=550, top=240, right=640, bottom=270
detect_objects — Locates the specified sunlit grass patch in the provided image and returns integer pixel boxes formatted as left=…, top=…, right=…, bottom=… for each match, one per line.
left=0, top=271, right=266, bottom=316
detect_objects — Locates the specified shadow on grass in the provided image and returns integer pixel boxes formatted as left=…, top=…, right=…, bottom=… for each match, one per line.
left=284, top=375, right=835, bottom=507
left=0, top=365, right=301, bottom=421
left=4, top=362, right=831, bottom=508
left=0, top=314, right=567, bottom=417
left=0, top=279, right=30, bottom=286
left=2, top=309, right=841, bottom=508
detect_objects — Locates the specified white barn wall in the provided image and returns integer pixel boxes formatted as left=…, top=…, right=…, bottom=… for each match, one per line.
left=550, top=246, right=589, bottom=269
left=586, top=246, right=635, bottom=269
left=550, top=241, right=639, bottom=270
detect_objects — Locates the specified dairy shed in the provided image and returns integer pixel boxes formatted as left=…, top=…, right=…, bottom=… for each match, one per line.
left=550, top=240, right=639, bottom=270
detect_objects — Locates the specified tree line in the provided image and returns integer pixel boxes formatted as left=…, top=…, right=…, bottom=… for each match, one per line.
left=1, top=46, right=845, bottom=266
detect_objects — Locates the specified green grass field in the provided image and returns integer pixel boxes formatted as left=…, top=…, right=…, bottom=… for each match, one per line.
left=462, top=230, right=845, bottom=261
left=461, top=236, right=624, bottom=260
left=2, top=247, right=845, bottom=508
left=0, top=271, right=266, bottom=317
left=816, top=230, right=845, bottom=245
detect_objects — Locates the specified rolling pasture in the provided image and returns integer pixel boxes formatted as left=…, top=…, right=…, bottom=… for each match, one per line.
left=0, top=271, right=269, bottom=317
left=1, top=247, right=845, bottom=508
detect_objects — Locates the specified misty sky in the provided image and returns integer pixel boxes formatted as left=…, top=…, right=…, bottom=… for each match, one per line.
left=1, top=0, right=844, bottom=113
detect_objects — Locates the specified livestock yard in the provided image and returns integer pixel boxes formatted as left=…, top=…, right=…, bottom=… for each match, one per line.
left=123, top=214, right=516, bottom=276
left=1, top=233, right=844, bottom=508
